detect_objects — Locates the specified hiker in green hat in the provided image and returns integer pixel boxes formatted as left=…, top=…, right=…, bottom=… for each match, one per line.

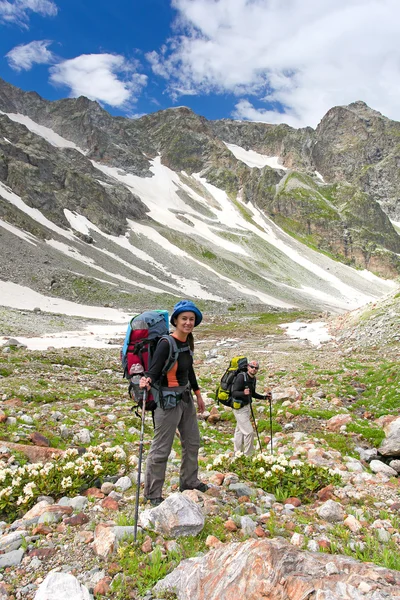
left=231, top=360, right=268, bottom=456
left=140, top=300, right=208, bottom=506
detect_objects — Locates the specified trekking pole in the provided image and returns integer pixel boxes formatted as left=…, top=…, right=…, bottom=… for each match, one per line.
left=250, top=404, right=263, bottom=452
left=267, top=392, right=273, bottom=455
left=134, top=387, right=147, bottom=542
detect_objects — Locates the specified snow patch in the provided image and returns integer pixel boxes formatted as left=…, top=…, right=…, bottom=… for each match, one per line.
left=280, top=322, right=332, bottom=346
left=0, top=111, right=86, bottom=153
left=0, top=280, right=129, bottom=320
left=0, top=181, right=74, bottom=240
left=0, top=219, right=37, bottom=246
left=224, top=143, right=287, bottom=170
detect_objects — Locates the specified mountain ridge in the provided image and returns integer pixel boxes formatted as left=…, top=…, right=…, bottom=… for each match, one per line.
left=0, top=77, right=399, bottom=315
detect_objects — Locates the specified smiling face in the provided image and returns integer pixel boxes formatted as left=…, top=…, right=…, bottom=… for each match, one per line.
left=174, top=311, right=196, bottom=338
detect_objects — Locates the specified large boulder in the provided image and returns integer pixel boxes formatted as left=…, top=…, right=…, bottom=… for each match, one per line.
left=139, top=493, right=205, bottom=538
left=154, top=538, right=400, bottom=600
left=34, top=572, right=90, bottom=600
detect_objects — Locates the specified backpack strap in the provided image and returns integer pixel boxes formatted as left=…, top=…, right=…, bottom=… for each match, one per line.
left=158, top=334, right=191, bottom=378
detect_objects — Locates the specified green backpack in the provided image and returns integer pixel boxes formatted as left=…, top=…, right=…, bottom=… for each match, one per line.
left=216, top=356, right=248, bottom=407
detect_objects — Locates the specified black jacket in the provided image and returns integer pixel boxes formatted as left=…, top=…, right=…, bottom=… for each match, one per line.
left=232, top=372, right=264, bottom=405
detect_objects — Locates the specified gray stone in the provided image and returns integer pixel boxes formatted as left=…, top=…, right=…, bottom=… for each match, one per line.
left=369, top=460, right=398, bottom=476
left=0, top=548, right=25, bottom=568
left=38, top=511, right=62, bottom=524
left=389, top=459, right=400, bottom=473
left=228, top=483, right=254, bottom=497
left=20, top=415, right=34, bottom=425
left=0, top=530, right=27, bottom=553
left=34, top=572, right=91, bottom=600
left=139, top=493, right=205, bottom=538
left=73, top=428, right=91, bottom=444
left=240, top=516, right=256, bottom=536
left=316, top=500, right=345, bottom=523
left=114, top=476, right=132, bottom=492
left=112, top=526, right=137, bottom=543
left=58, top=496, right=88, bottom=511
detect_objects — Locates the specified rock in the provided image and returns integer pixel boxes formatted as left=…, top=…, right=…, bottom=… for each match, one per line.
left=0, top=549, right=25, bottom=568
left=28, top=432, right=50, bottom=447
left=369, top=460, right=398, bottom=476
left=34, top=572, right=91, bottom=600
left=390, top=460, right=400, bottom=473
left=93, top=577, right=111, bottom=596
left=0, top=442, right=64, bottom=463
left=317, top=485, right=334, bottom=501
left=27, top=548, right=57, bottom=560
left=111, top=526, right=137, bottom=545
left=316, top=500, right=345, bottom=523
left=64, top=513, right=90, bottom=526
left=344, top=515, right=362, bottom=532
left=379, top=428, right=400, bottom=456
left=272, top=387, right=300, bottom=401
left=0, top=530, right=28, bottom=553
left=114, top=476, right=132, bottom=492
left=58, top=496, right=88, bottom=511
left=240, top=516, right=256, bottom=536
left=285, top=497, right=301, bottom=507
left=229, top=483, right=253, bottom=497
left=207, top=407, right=221, bottom=424
left=141, top=537, right=153, bottom=553
left=101, top=496, right=119, bottom=510
left=205, top=535, right=222, bottom=548
left=326, top=414, right=352, bottom=431
left=290, top=532, right=305, bottom=547
left=139, top=493, right=205, bottom=538
left=20, top=414, right=34, bottom=425
left=153, top=538, right=400, bottom=599
left=73, top=428, right=91, bottom=444
left=83, top=487, right=104, bottom=498
left=101, top=482, right=115, bottom=494
left=224, top=519, right=238, bottom=532
left=92, top=525, right=116, bottom=558
left=21, top=501, right=72, bottom=522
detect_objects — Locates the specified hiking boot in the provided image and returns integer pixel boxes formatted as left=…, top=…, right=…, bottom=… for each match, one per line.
left=180, top=482, right=209, bottom=493
left=146, top=497, right=164, bottom=507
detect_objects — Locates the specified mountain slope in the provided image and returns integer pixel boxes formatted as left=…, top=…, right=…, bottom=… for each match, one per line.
left=0, top=78, right=399, bottom=315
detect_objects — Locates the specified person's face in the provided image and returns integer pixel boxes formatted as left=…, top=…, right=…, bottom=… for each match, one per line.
left=247, top=364, right=259, bottom=377
left=175, top=311, right=196, bottom=335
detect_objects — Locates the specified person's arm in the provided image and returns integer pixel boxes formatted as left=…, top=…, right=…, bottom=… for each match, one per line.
left=189, top=365, right=205, bottom=413
left=250, top=377, right=268, bottom=400
left=140, top=339, right=170, bottom=388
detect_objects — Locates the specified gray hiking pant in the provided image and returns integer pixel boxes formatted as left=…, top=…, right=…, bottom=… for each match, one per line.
left=144, top=396, right=201, bottom=499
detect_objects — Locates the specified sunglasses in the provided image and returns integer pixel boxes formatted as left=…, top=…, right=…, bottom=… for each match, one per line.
left=249, top=365, right=259, bottom=370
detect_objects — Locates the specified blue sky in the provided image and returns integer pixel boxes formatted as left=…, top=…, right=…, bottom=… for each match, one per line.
left=1, top=0, right=400, bottom=128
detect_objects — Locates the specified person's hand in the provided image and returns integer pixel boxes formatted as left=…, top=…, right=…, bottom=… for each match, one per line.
left=244, top=386, right=250, bottom=396
left=196, top=395, right=205, bottom=414
left=139, top=376, right=152, bottom=390
left=264, top=390, right=272, bottom=401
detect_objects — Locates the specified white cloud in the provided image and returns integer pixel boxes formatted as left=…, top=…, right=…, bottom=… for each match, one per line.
left=0, top=0, right=57, bottom=28
left=49, top=54, right=147, bottom=107
left=6, top=39, right=54, bottom=71
left=148, top=0, right=400, bottom=128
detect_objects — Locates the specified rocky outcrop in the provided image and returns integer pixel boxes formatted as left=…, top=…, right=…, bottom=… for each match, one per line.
left=154, top=537, right=400, bottom=599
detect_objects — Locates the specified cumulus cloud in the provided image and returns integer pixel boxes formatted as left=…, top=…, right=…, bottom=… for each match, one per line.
left=49, top=53, right=147, bottom=107
left=0, top=0, right=57, bottom=28
left=6, top=40, right=55, bottom=71
left=147, top=0, right=400, bottom=127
